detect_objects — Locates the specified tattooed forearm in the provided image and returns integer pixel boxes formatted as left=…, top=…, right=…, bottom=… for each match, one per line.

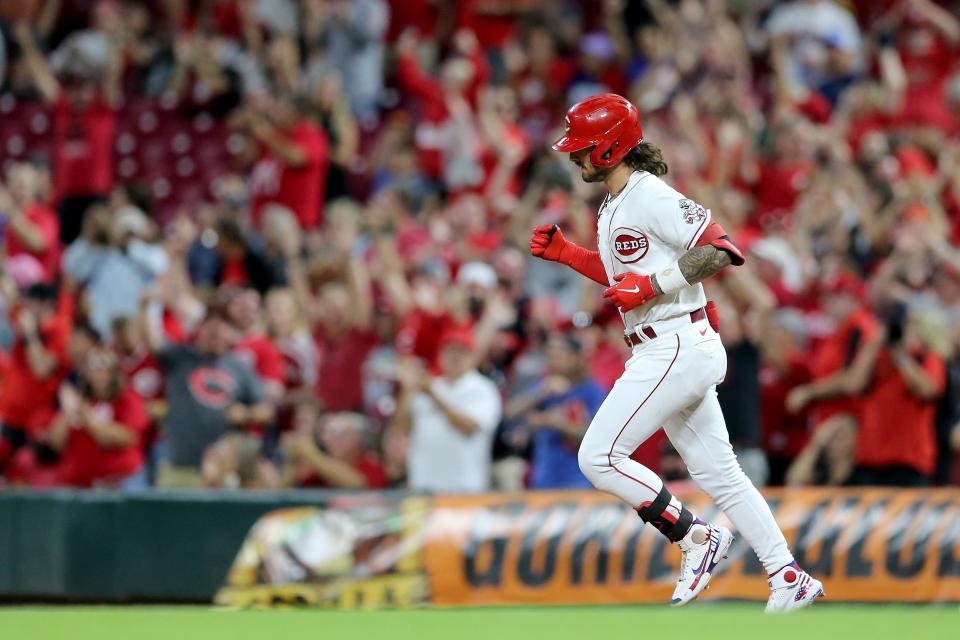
left=650, top=246, right=732, bottom=295
left=678, top=245, right=732, bottom=284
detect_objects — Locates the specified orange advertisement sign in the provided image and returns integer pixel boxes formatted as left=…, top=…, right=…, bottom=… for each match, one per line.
left=423, top=488, right=960, bottom=605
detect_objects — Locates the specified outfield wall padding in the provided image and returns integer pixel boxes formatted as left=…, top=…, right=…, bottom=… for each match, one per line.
left=2, top=488, right=960, bottom=604
left=0, top=489, right=358, bottom=601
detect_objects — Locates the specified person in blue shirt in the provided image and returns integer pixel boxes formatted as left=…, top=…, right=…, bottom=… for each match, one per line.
left=505, top=333, right=606, bottom=489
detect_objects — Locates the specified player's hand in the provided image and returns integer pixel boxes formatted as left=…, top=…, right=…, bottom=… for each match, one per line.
left=602, top=272, right=657, bottom=312
left=529, top=224, right=567, bottom=262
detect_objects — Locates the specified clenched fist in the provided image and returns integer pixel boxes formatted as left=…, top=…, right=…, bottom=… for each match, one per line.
left=529, top=224, right=568, bottom=262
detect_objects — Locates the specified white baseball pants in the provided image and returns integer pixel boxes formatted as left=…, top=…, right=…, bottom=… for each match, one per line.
left=577, top=319, right=794, bottom=574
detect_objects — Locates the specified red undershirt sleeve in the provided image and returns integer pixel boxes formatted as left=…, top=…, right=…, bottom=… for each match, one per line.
left=559, top=243, right=609, bottom=286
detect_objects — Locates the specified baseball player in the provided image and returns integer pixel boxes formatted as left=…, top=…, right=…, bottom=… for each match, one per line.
left=529, top=94, right=823, bottom=612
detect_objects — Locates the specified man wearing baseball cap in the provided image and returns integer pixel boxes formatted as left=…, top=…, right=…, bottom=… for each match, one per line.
left=393, top=328, right=501, bottom=493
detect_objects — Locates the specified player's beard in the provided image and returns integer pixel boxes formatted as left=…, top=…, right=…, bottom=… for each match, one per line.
left=580, top=164, right=612, bottom=183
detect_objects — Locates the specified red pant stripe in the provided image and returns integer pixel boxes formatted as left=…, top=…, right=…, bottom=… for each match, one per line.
left=609, top=334, right=681, bottom=499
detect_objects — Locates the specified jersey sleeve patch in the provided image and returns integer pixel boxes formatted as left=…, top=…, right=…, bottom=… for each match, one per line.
left=611, top=227, right=650, bottom=264
left=679, top=199, right=708, bottom=225
left=679, top=199, right=711, bottom=249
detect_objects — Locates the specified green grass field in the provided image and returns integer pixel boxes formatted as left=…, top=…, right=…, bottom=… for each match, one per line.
left=1, top=604, right=956, bottom=640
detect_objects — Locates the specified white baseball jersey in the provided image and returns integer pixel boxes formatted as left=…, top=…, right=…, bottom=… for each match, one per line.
left=596, top=170, right=712, bottom=327
left=574, top=172, right=796, bottom=580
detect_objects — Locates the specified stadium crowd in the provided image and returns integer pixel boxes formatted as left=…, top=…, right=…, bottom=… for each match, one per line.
left=0, top=0, right=959, bottom=492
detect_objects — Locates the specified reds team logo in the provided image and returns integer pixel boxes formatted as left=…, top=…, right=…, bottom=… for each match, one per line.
left=612, top=227, right=649, bottom=263
left=188, top=367, right=238, bottom=409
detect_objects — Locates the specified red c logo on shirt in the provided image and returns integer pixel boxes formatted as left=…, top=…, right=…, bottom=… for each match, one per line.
left=612, top=227, right=649, bottom=264
left=188, top=367, right=238, bottom=409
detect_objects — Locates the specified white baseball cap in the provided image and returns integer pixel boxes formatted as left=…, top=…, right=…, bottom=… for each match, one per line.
left=114, top=206, right=151, bottom=236
left=456, top=261, right=497, bottom=289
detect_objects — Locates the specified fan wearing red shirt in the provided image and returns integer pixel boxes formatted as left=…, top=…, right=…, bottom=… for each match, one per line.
left=15, top=23, right=121, bottom=245
left=843, top=314, right=946, bottom=487
left=889, top=0, right=960, bottom=132
left=112, top=316, right=165, bottom=405
left=386, top=0, right=438, bottom=41
left=746, top=118, right=816, bottom=228
left=265, top=288, right=318, bottom=395
left=226, top=287, right=286, bottom=405
left=394, top=28, right=490, bottom=187
left=314, top=270, right=378, bottom=412
left=478, top=88, right=530, bottom=197
left=1, top=163, right=61, bottom=283
left=455, top=0, right=539, bottom=49
left=785, top=274, right=878, bottom=485
left=265, top=288, right=318, bottom=431
left=587, top=331, right=628, bottom=391
left=45, top=349, right=149, bottom=489
left=112, top=315, right=166, bottom=460
left=0, top=283, right=73, bottom=454
left=758, top=312, right=813, bottom=486
left=244, top=95, right=329, bottom=230
left=511, top=26, right=576, bottom=119
left=283, top=411, right=387, bottom=489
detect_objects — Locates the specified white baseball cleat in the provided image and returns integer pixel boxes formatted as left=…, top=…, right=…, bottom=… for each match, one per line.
left=670, top=523, right=734, bottom=607
left=765, top=563, right=825, bottom=613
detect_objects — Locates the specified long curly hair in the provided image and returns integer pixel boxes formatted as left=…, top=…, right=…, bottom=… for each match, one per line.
left=623, top=141, right=669, bottom=177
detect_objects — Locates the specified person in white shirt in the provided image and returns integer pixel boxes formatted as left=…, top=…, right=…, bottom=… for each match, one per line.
left=393, top=329, right=501, bottom=493
left=63, top=205, right=168, bottom=338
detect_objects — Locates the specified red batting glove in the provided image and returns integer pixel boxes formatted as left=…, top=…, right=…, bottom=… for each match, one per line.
left=602, top=272, right=658, bottom=312
left=529, top=224, right=567, bottom=262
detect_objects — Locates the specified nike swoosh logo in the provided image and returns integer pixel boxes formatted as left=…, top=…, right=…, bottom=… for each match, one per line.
left=619, top=285, right=640, bottom=293
left=693, top=546, right=711, bottom=576
left=699, top=327, right=708, bottom=336
left=688, top=530, right=718, bottom=590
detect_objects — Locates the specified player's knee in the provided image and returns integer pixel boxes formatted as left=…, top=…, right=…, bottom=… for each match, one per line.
left=579, top=437, right=623, bottom=489
left=577, top=442, right=594, bottom=479
left=577, top=441, right=605, bottom=487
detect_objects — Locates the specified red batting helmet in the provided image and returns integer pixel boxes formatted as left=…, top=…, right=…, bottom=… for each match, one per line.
left=552, top=93, right=644, bottom=169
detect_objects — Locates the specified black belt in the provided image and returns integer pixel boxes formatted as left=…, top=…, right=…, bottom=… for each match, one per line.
left=623, top=308, right=707, bottom=348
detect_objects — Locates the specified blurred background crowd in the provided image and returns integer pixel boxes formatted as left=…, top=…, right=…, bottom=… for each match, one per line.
left=0, top=0, right=958, bottom=492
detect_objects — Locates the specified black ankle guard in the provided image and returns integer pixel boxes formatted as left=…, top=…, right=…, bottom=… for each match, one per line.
left=637, top=486, right=694, bottom=542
